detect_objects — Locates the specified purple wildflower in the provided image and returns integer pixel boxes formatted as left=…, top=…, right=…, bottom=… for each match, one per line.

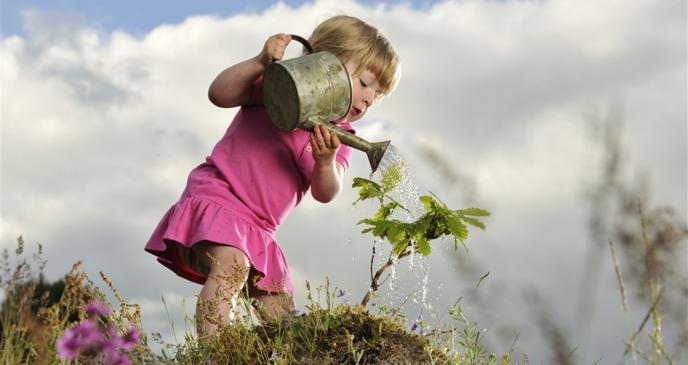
left=410, top=312, right=425, bottom=335
left=119, top=327, right=141, bottom=351
left=102, top=325, right=140, bottom=353
left=104, top=350, right=133, bottom=365
left=55, top=301, right=140, bottom=364
left=85, top=300, right=111, bottom=317
left=56, top=320, right=105, bottom=360
left=55, top=332, right=80, bottom=360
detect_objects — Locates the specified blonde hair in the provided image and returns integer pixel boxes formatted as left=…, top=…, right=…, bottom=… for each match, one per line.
left=307, top=15, right=401, bottom=97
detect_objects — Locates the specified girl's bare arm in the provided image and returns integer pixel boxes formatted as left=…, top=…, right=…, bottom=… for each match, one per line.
left=208, top=34, right=291, bottom=108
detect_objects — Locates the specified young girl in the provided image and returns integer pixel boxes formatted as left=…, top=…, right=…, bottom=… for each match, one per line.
left=145, top=15, right=401, bottom=336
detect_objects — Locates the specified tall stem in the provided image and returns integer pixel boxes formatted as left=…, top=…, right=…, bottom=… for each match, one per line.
left=361, top=249, right=411, bottom=307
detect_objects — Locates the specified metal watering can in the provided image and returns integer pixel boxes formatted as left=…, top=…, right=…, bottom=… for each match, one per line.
left=262, top=35, right=390, bottom=172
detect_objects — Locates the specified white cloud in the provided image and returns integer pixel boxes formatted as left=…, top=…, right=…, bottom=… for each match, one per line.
left=1, top=0, right=685, bottom=362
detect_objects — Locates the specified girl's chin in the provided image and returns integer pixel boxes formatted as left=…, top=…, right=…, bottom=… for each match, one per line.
left=334, top=110, right=363, bottom=124
left=333, top=116, right=352, bottom=124
left=345, top=113, right=363, bottom=123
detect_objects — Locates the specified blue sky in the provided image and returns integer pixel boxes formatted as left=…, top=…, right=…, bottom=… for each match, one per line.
left=1, top=0, right=438, bottom=36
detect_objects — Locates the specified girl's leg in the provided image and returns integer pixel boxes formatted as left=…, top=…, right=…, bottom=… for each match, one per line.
left=193, top=242, right=250, bottom=337
left=248, top=276, right=295, bottom=323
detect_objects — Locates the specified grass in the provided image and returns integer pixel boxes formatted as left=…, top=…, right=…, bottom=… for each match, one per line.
left=0, top=236, right=516, bottom=365
left=0, top=203, right=681, bottom=364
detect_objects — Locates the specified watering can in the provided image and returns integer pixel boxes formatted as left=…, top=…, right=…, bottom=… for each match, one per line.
left=262, top=35, right=390, bottom=172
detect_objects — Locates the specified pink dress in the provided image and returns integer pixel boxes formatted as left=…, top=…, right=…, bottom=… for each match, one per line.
left=145, top=77, right=354, bottom=293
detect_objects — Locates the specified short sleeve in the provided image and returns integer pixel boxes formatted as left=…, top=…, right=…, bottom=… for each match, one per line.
left=335, top=144, right=353, bottom=171
left=245, top=76, right=264, bottom=106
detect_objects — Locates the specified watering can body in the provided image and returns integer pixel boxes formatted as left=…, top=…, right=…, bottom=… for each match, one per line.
left=261, top=35, right=390, bottom=172
left=263, top=50, right=352, bottom=132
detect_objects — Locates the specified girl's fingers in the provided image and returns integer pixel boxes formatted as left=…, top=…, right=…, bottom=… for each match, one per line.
left=318, top=125, right=329, bottom=149
left=313, top=126, right=325, bottom=151
left=311, top=125, right=340, bottom=158
left=320, top=125, right=331, bottom=146
left=330, top=131, right=340, bottom=149
left=267, top=33, right=291, bottom=62
left=278, top=33, right=292, bottom=43
left=310, top=138, right=319, bottom=153
left=314, top=124, right=322, bottom=144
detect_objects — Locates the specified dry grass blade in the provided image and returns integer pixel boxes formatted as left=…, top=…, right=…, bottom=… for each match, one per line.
left=609, top=239, right=639, bottom=365
left=623, top=287, right=664, bottom=357
left=638, top=202, right=675, bottom=365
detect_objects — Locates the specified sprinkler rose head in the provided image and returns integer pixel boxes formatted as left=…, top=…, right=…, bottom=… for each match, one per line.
left=368, top=140, right=390, bottom=173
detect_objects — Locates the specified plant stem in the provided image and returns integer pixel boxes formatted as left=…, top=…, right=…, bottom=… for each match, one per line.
left=638, top=202, right=668, bottom=365
left=609, top=239, right=638, bottom=365
left=361, top=249, right=411, bottom=307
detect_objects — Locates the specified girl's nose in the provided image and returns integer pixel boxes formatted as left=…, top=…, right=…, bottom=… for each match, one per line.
left=363, top=90, right=375, bottom=107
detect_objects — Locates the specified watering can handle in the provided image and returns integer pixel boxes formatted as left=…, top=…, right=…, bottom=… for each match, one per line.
left=270, top=35, right=313, bottom=63
left=289, top=34, right=314, bottom=54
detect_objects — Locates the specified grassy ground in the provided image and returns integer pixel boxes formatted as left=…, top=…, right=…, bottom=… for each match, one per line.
left=0, top=236, right=515, bottom=365
left=1, top=204, right=682, bottom=365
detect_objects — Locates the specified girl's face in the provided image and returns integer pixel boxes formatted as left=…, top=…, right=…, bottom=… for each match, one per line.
left=344, top=62, right=380, bottom=123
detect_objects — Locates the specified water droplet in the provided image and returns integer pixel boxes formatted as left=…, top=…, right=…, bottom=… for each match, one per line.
left=422, top=271, right=429, bottom=309
left=366, top=145, right=445, bottom=318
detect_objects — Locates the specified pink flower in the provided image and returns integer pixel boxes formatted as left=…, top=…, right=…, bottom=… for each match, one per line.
left=410, top=312, right=425, bottom=335
left=103, top=325, right=140, bottom=352
left=55, top=301, right=141, bottom=363
left=119, top=327, right=140, bottom=351
left=55, top=333, right=80, bottom=360
left=56, top=320, right=105, bottom=360
left=104, top=351, right=133, bottom=365
left=85, top=300, right=111, bottom=317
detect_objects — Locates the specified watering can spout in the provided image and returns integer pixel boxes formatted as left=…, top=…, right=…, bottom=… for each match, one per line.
left=367, top=140, right=390, bottom=172
left=301, top=119, right=390, bottom=172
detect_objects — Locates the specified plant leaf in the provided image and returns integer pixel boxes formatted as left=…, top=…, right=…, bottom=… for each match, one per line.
left=380, top=162, right=404, bottom=193
left=459, top=207, right=491, bottom=217
left=416, top=237, right=431, bottom=256
left=372, top=220, right=392, bottom=237
left=419, top=195, right=435, bottom=210
left=387, top=222, right=407, bottom=244
left=461, top=216, right=486, bottom=230
left=352, top=177, right=383, bottom=204
left=447, top=216, right=469, bottom=242
left=373, top=201, right=401, bottom=220
left=392, top=239, right=408, bottom=256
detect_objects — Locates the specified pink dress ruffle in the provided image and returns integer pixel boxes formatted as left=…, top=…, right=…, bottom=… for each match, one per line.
left=144, top=196, right=293, bottom=293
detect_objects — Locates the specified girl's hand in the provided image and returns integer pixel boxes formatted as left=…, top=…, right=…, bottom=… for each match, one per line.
left=258, top=33, right=292, bottom=67
left=311, top=124, right=341, bottom=165
left=310, top=124, right=344, bottom=203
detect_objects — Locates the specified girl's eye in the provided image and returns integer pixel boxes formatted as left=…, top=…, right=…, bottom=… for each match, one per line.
left=360, top=79, right=368, bottom=88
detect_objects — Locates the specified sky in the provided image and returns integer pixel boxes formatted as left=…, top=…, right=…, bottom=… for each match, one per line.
left=1, top=0, right=686, bottom=363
